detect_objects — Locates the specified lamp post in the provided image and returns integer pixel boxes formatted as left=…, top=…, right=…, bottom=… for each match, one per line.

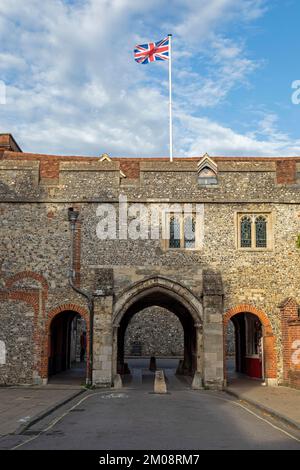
left=67, top=208, right=95, bottom=386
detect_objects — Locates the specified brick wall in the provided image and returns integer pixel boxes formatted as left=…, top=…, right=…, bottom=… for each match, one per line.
left=276, top=160, right=296, bottom=184
left=280, top=298, right=300, bottom=389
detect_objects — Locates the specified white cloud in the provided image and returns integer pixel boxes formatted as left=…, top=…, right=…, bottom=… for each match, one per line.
left=176, top=112, right=300, bottom=156
left=0, top=0, right=298, bottom=157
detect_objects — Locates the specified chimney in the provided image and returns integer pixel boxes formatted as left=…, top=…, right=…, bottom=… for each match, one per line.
left=0, top=134, right=22, bottom=152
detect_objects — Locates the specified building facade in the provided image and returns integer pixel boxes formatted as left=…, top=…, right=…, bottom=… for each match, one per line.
left=0, top=133, right=300, bottom=389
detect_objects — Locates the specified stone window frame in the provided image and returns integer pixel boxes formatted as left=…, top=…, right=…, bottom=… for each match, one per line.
left=161, top=209, right=202, bottom=251
left=236, top=211, right=274, bottom=251
left=197, top=153, right=219, bottom=187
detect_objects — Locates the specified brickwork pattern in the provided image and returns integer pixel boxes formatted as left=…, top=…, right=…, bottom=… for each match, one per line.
left=280, top=298, right=300, bottom=389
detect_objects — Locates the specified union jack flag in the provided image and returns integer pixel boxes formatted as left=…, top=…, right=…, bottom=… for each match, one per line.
left=134, top=37, right=169, bottom=64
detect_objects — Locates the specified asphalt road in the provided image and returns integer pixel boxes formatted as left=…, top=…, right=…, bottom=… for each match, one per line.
left=1, top=366, right=300, bottom=451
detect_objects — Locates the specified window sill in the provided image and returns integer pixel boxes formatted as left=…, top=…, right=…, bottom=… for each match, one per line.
left=162, top=247, right=201, bottom=252
left=237, top=247, right=273, bottom=252
left=198, top=184, right=220, bottom=189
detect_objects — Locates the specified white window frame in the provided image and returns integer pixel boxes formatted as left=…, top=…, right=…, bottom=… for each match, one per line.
left=162, top=209, right=202, bottom=251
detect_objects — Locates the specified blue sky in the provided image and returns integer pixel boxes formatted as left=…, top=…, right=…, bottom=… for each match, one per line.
left=0, top=0, right=299, bottom=157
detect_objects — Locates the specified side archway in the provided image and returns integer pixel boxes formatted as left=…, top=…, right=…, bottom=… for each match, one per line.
left=41, top=303, right=90, bottom=383
left=224, top=304, right=277, bottom=384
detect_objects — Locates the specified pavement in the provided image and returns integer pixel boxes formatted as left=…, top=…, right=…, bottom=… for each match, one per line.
left=226, top=376, right=300, bottom=429
left=0, top=383, right=85, bottom=436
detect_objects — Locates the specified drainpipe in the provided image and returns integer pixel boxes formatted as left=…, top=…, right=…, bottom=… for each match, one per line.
left=68, top=208, right=104, bottom=386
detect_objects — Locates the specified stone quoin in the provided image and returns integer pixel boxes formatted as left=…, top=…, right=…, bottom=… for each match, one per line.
left=0, top=133, right=300, bottom=389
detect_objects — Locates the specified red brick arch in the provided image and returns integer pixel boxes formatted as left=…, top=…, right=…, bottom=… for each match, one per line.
left=41, top=303, right=90, bottom=381
left=6, top=271, right=49, bottom=297
left=223, top=304, right=277, bottom=383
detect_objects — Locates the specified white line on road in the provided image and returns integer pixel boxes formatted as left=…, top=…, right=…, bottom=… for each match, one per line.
left=200, top=392, right=300, bottom=444
left=11, top=390, right=300, bottom=449
left=11, top=391, right=104, bottom=450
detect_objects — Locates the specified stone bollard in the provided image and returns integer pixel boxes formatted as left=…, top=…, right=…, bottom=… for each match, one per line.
left=154, top=370, right=167, bottom=394
left=192, top=371, right=203, bottom=390
left=113, top=374, right=123, bottom=389
left=149, top=356, right=157, bottom=372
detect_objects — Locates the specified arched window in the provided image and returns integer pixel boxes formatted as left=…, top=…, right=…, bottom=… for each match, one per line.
left=184, top=215, right=196, bottom=248
left=255, top=216, right=267, bottom=248
left=169, top=214, right=181, bottom=248
left=167, top=212, right=198, bottom=249
left=198, top=167, right=218, bottom=186
left=238, top=213, right=271, bottom=250
left=240, top=216, right=252, bottom=248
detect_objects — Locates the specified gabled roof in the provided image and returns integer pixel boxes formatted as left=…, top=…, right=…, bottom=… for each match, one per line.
left=197, top=153, right=218, bottom=174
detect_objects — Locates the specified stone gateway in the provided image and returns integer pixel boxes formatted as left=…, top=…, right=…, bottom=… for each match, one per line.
left=0, top=133, right=300, bottom=389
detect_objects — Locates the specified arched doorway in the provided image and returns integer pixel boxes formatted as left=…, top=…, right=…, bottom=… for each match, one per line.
left=113, top=277, right=203, bottom=388
left=224, top=305, right=277, bottom=385
left=47, top=309, right=88, bottom=384
left=226, top=313, right=263, bottom=380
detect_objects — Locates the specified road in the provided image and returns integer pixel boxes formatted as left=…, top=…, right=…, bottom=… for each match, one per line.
left=1, top=360, right=299, bottom=450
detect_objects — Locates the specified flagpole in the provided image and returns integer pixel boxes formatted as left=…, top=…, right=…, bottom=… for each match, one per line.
left=168, top=34, right=173, bottom=163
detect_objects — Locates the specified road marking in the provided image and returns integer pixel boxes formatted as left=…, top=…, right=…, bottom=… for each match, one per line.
left=11, top=390, right=300, bottom=449
left=201, top=392, right=300, bottom=444
left=11, top=391, right=104, bottom=450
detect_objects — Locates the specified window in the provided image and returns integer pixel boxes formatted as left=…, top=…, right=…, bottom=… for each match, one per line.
left=255, top=216, right=267, bottom=248
left=240, top=216, right=252, bottom=248
left=198, top=167, right=218, bottom=186
left=197, top=153, right=218, bottom=186
left=169, top=214, right=181, bottom=248
left=184, top=215, right=196, bottom=248
left=238, top=213, right=272, bottom=250
left=165, top=212, right=197, bottom=249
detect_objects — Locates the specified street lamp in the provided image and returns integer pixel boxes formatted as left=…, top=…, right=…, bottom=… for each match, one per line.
left=68, top=207, right=79, bottom=228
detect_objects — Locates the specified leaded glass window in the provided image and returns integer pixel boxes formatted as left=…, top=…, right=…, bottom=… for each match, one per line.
left=255, top=216, right=267, bottom=248
left=241, top=216, right=252, bottom=248
left=169, top=215, right=181, bottom=248
left=184, top=215, right=196, bottom=248
left=238, top=213, right=270, bottom=250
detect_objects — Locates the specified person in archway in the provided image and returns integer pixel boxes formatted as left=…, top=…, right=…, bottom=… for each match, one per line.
left=80, top=331, right=87, bottom=362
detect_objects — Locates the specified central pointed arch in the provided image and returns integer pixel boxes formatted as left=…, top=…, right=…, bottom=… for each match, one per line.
left=113, top=276, right=203, bottom=327
left=112, top=276, right=203, bottom=381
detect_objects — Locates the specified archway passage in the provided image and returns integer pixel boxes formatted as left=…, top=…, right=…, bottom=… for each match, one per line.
left=125, top=306, right=184, bottom=357
left=115, top=288, right=200, bottom=389
left=224, top=305, right=277, bottom=385
left=48, top=310, right=87, bottom=385
left=226, top=313, right=263, bottom=381
left=124, top=306, right=184, bottom=380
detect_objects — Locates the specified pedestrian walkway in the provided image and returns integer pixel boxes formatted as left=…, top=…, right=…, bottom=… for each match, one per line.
left=0, top=384, right=84, bottom=436
left=226, top=377, right=300, bottom=429
left=48, top=362, right=86, bottom=386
